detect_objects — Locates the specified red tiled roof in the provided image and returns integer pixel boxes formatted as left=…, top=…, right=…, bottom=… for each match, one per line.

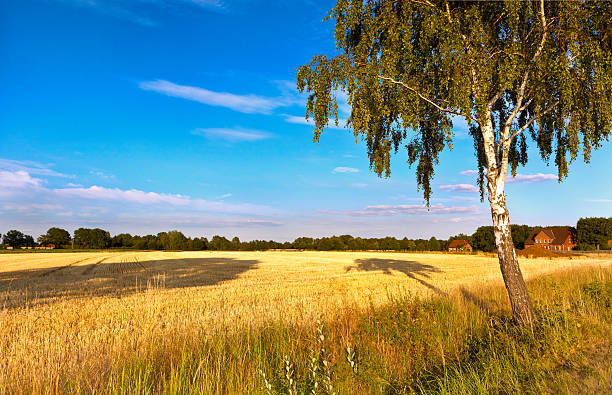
left=525, top=226, right=576, bottom=246
left=449, top=239, right=471, bottom=248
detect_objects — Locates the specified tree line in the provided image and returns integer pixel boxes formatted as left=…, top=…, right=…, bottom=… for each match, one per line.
left=2, top=218, right=610, bottom=251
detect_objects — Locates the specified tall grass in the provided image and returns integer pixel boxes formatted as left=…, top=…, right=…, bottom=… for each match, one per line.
left=21, top=265, right=607, bottom=394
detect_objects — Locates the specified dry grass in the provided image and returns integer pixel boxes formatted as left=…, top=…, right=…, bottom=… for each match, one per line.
left=0, top=251, right=609, bottom=392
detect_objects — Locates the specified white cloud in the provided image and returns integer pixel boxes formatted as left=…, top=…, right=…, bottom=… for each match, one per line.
left=507, top=173, right=557, bottom=184
left=585, top=199, right=612, bottom=203
left=333, top=167, right=359, bottom=174
left=217, top=193, right=232, bottom=199
left=140, top=80, right=289, bottom=114
left=90, top=170, right=116, bottom=179
left=350, top=183, right=368, bottom=188
left=0, top=170, right=42, bottom=189
left=2, top=203, right=62, bottom=212
left=440, top=184, right=479, bottom=193
left=55, top=186, right=191, bottom=206
left=320, top=203, right=479, bottom=217
left=0, top=170, right=278, bottom=222
left=191, top=128, right=273, bottom=142
left=460, top=170, right=478, bottom=176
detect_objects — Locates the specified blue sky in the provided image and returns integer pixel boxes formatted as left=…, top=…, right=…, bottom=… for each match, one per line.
left=1, top=0, right=610, bottom=241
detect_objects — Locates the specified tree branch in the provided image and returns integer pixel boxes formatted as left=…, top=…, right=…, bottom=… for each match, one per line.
left=487, top=84, right=507, bottom=110
left=376, top=74, right=474, bottom=121
left=352, top=60, right=475, bottom=122
left=502, top=0, right=549, bottom=141
left=508, top=100, right=559, bottom=143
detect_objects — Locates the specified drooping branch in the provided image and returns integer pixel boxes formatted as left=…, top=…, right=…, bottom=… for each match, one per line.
left=508, top=100, right=560, bottom=143
left=376, top=74, right=474, bottom=121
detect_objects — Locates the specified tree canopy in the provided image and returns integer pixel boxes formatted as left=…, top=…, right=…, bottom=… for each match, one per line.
left=297, top=0, right=611, bottom=202
left=38, top=227, right=71, bottom=248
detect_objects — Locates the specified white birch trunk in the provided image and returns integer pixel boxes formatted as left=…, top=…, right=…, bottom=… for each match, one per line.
left=482, top=119, right=536, bottom=325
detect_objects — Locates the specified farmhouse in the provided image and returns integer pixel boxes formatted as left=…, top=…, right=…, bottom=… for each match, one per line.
left=36, top=244, right=55, bottom=250
left=524, top=226, right=577, bottom=251
left=448, top=239, right=473, bottom=252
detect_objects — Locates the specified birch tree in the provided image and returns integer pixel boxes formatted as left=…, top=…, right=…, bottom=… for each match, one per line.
left=296, top=0, right=611, bottom=325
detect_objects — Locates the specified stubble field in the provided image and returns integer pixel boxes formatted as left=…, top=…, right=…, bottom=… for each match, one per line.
left=0, top=250, right=610, bottom=392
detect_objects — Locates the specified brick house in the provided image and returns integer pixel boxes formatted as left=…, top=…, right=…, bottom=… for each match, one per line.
left=448, top=239, right=473, bottom=252
left=35, top=244, right=55, bottom=250
left=524, top=226, right=577, bottom=251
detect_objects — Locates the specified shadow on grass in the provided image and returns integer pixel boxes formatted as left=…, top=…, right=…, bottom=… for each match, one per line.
left=459, top=286, right=500, bottom=313
left=346, top=258, right=448, bottom=296
left=0, top=256, right=259, bottom=308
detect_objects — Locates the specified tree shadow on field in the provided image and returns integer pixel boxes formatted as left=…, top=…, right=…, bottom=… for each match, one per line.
left=0, top=257, right=259, bottom=309
left=459, top=286, right=501, bottom=314
left=346, top=258, right=448, bottom=296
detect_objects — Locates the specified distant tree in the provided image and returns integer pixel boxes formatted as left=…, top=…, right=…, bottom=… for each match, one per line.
left=23, top=235, right=35, bottom=248
left=577, top=217, right=612, bottom=249
left=191, top=237, right=207, bottom=251
left=401, top=238, right=416, bottom=251
left=231, top=237, right=241, bottom=250
left=379, top=236, right=400, bottom=251
left=427, top=237, right=441, bottom=252
left=111, top=233, right=134, bottom=248
left=166, top=230, right=188, bottom=250
left=38, top=227, right=71, bottom=248
left=510, top=225, right=535, bottom=250
left=316, top=237, right=334, bottom=251
left=74, top=228, right=111, bottom=249
left=209, top=235, right=232, bottom=251
left=132, top=236, right=148, bottom=250
left=293, top=237, right=315, bottom=250
left=297, top=0, right=611, bottom=324
left=414, top=239, right=427, bottom=251
left=146, top=238, right=159, bottom=250
left=471, top=226, right=496, bottom=252
left=2, top=230, right=33, bottom=248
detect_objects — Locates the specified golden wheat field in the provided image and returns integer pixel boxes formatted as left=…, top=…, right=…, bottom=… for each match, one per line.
left=0, top=250, right=610, bottom=389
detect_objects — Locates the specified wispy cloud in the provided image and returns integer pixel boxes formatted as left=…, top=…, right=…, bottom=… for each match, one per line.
left=54, top=185, right=191, bottom=206
left=459, top=170, right=557, bottom=184
left=319, top=203, right=479, bottom=217
left=440, top=184, right=479, bottom=193
left=191, top=127, right=273, bottom=142
left=507, top=173, right=557, bottom=184
left=0, top=170, right=279, bottom=218
left=140, top=80, right=290, bottom=114
left=332, top=166, right=359, bottom=174
left=57, top=0, right=225, bottom=26
left=585, top=199, right=612, bottom=203
left=90, top=170, right=116, bottom=179
left=0, top=158, right=72, bottom=178
left=217, top=193, right=232, bottom=199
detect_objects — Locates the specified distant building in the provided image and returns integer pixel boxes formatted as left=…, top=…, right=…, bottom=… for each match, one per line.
left=35, top=244, right=55, bottom=250
left=524, top=227, right=577, bottom=251
left=448, top=239, right=473, bottom=252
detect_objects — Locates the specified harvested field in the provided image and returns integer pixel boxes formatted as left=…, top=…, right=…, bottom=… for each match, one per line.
left=0, top=251, right=609, bottom=390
